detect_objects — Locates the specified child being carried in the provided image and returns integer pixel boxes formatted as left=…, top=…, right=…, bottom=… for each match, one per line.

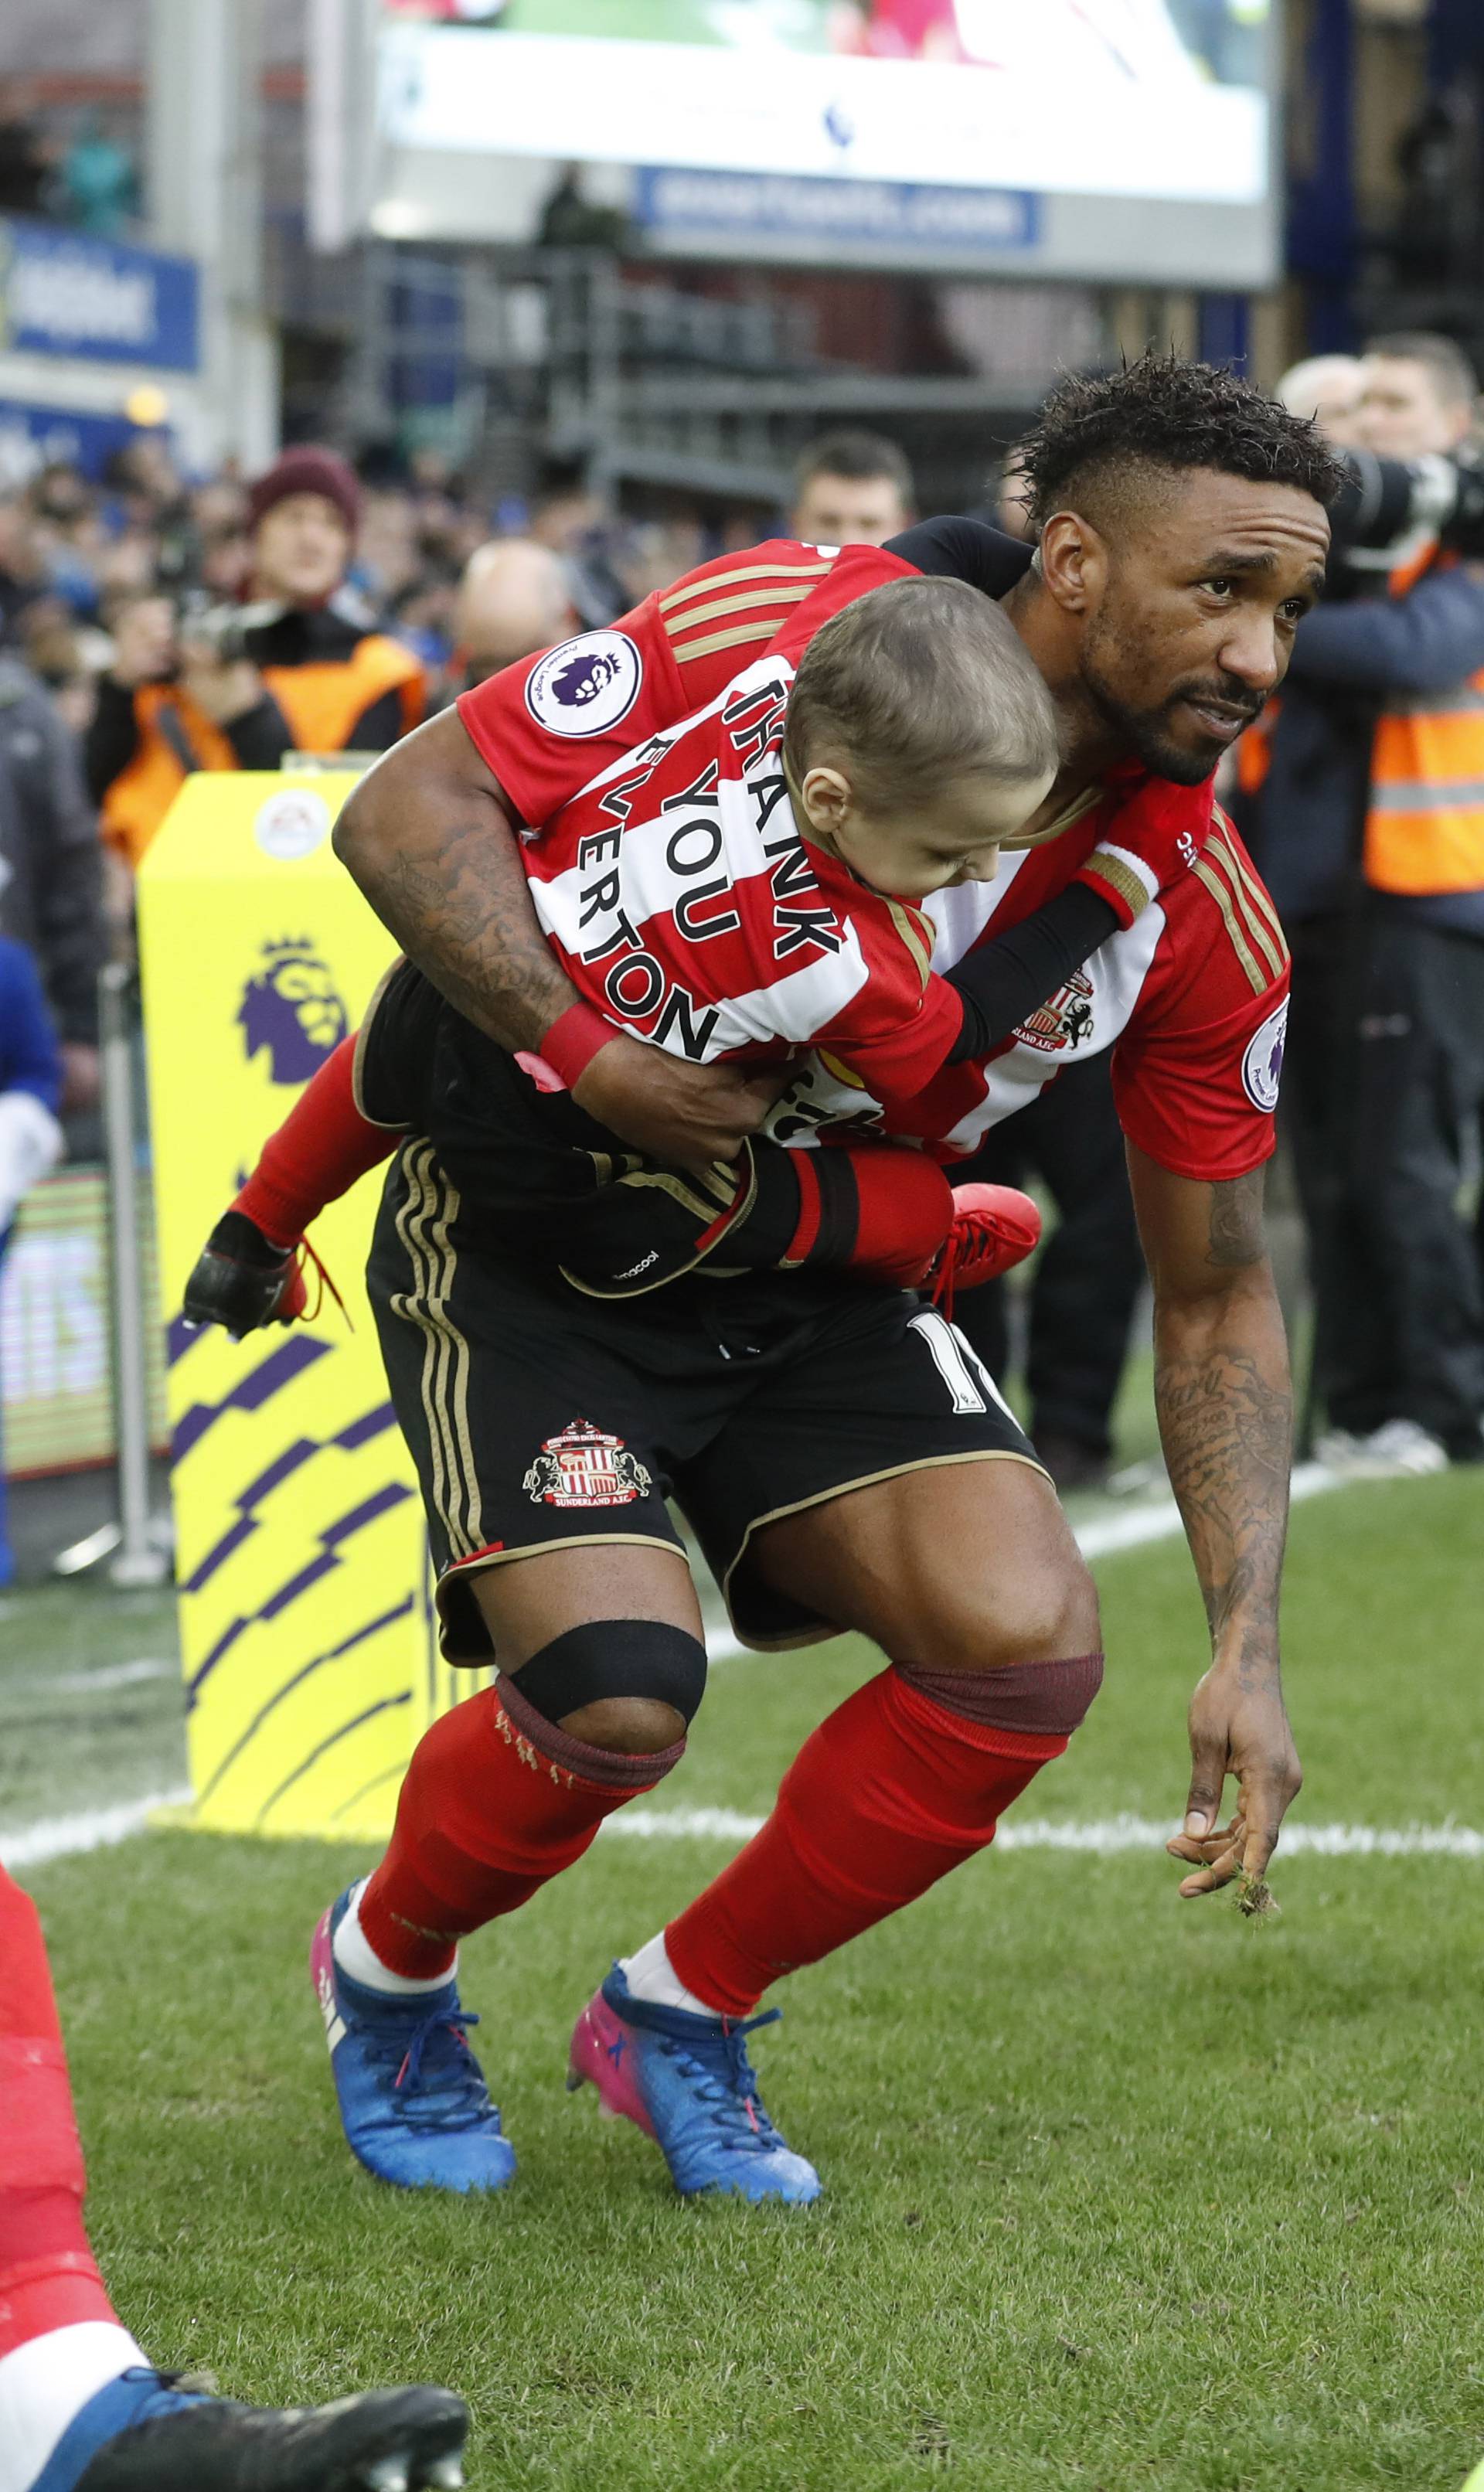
left=186, top=575, right=1189, bottom=1330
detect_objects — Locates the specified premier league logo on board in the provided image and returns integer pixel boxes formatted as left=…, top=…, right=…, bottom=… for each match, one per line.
left=237, top=938, right=349, bottom=1085
left=524, top=631, right=642, bottom=737
left=1016, top=969, right=1096, bottom=1056
left=1241, top=999, right=1288, bottom=1112
left=523, top=1418, right=652, bottom=1509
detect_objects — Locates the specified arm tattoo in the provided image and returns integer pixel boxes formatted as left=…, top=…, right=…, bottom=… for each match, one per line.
left=1206, top=1169, right=1267, bottom=1268
left=1153, top=1186, right=1292, bottom=1674
left=373, top=813, right=577, bottom=1052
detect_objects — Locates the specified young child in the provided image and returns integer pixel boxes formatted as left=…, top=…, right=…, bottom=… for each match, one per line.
left=0, top=935, right=64, bottom=1587
left=186, top=576, right=1190, bottom=1330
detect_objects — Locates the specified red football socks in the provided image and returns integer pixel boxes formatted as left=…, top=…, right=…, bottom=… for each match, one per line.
left=0, top=1866, right=117, bottom=2361
left=357, top=1677, right=685, bottom=1982
left=665, top=1666, right=1070, bottom=2019
left=233, top=1033, right=398, bottom=1248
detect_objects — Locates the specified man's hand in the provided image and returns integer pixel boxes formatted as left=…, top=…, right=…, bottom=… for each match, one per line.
left=179, top=643, right=266, bottom=727
left=574, top=1037, right=790, bottom=1171
left=1165, top=1652, right=1302, bottom=1898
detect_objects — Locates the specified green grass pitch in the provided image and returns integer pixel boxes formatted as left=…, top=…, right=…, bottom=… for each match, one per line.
left=6, top=1469, right=1484, bottom=2490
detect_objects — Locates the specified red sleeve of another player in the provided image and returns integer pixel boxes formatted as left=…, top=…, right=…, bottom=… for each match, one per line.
left=1111, top=824, right=1291, bottom=1183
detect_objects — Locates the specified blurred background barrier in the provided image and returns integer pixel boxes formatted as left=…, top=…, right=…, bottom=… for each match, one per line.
left=134, top=767, right=478, bottom=1840
left=0, top=1162, right=167, bottom=1477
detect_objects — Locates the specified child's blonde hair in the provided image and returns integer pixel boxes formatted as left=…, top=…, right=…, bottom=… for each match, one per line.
left=783, top=575, right=1059, bottom=812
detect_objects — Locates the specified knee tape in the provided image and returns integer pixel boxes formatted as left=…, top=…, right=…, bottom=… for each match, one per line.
left=898, top=1652, right=1104, bottom=1738
left=510, top=1619, right=709, bottom=1727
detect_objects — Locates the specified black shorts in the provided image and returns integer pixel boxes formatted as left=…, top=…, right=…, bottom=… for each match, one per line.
left=369, top=1139, right=1042, bottom=1660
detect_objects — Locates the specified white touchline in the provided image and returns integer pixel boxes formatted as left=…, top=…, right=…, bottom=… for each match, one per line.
left=47, top=1660, right=179, bottom=1694
left=603, top=1810, right=1484, bottom=1860
left=1, top=1790, right=193, bottom=1873
left=5, top=1790, right=1482, bottom=1873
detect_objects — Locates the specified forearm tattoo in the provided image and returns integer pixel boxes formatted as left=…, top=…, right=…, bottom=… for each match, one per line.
left=1154, top=1175, right=1292, bottom=1671
left=369, top=814, right=577, bottom=1052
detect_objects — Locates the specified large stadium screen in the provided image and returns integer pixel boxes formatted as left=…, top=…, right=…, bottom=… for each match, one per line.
left=375, top=1, right=1278, bottom=285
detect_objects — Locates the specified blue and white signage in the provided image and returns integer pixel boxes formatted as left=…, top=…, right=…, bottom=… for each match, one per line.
left=0, top=400, right=156, bottom=483
left=635, top=168, right=1038, bottom=258
left=0, top=219, right=199, bottom=373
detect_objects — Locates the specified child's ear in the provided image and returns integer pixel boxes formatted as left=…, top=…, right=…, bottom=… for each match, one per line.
left=799, top=764, right=853, bottom=833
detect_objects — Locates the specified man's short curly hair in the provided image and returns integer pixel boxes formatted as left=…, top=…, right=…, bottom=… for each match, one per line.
left=1017, top=352, right=1348, bottom=536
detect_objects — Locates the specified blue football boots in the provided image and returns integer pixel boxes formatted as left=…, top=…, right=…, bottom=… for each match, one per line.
left=567, top=1962, right=821, bottom=2204
left=311, top=1888, right=515, bottom=2194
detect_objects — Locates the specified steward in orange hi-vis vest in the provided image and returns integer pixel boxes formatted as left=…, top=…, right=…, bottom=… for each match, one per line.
left=1365, top=544, right=1484, bottom=897
left=90, top=597, right=425, bottom=871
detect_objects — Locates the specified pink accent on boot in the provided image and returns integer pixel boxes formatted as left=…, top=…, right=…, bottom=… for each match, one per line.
left=566, top=1986, right=655, bottom=2136
left=309, top=1910, right=345, bottom=2055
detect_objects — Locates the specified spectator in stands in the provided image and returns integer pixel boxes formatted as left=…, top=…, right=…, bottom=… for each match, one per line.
left=0, top=657, right=107, bottom=1112
left=0, top=931, right=63, bottom=1586
left=85, top=448, right=427, bottom=870
left=0, top=496, right=48, bottom=649
left=453, top=539, right=580, bottom=691
left=0, top=88, right=54, bottom=216
left=529, top=461, right=629, bottom=623
left=789, top=430, right=915, bottom=546
left=1275, top=352, right=1366, bottom=448
left=54, top=109, right=139, bottom=237
left=1246, top=331, right=1484, bottom=1472
left=536, top=160, right=628, bottom=251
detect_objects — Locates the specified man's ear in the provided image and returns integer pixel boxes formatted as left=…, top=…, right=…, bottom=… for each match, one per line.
left=1038, top=509, right=1108, bottom=617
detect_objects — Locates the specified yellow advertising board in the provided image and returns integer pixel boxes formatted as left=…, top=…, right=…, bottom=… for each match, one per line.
left=138, top=771, right=469, bottom=1843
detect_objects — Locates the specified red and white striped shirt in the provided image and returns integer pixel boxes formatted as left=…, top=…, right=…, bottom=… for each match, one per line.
left=519, top=649, right=968, bottom=1105
left=457, top=540, right=1290, bottom=1181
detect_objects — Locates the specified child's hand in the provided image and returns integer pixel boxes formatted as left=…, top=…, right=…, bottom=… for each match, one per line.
left=1074, top=786, right=1209, bottom=929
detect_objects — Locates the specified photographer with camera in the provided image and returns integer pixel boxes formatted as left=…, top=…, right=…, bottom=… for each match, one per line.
left=1244, top=334, right=1484, bottom=1473
left=86, top=448, right=427, bottom=870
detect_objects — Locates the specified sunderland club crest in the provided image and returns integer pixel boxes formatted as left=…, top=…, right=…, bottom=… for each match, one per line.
left=1016, top=969, right=1096, bottom=1056
left=523, top=1418, right=652, bottom=1509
